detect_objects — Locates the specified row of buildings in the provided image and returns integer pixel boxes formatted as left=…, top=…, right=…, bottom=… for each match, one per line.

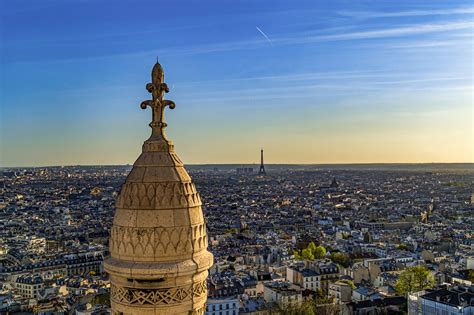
left=1, top=165, right=473, bottom=313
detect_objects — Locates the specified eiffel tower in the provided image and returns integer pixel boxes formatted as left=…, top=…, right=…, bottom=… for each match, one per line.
left=259, top=148, right=266, bottom=175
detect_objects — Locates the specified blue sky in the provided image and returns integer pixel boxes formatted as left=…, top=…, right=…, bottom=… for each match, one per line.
left=1, top=0, right=473, bottom=166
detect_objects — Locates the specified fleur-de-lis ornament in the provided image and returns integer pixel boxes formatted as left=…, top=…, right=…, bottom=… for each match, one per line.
left=140, top=61, right=175, bottom=140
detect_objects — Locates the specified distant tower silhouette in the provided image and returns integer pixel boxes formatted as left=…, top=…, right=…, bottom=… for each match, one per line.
left=259, top=148, right=266, bottom=175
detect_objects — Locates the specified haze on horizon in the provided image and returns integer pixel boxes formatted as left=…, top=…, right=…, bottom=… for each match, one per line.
left=1, top=0, right=473, bottom=167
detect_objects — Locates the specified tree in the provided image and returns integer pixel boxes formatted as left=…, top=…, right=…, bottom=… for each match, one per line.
left=308, top=241, right=317, bottom=254
left=468, top=270, right=474, bottom=282
left=329, top=252, right=351, bottom=268
left=395, top=265, right=435, bottom=295
left=293, top=249, right=302, bottom=260
left=272, top=299, right=315, bottom=315
left=314, top=245, right=326, bottom=259
left=315, top=289, right=334, bottom=305
left=293, top=243, right=327, bottom=261
left=299, top=300, right=316, bottom=315
left=315, top=304, right=340, bottom=315
left=397, top=244, right=409, bottom=251
left=301, top=248, right=315, bottom=260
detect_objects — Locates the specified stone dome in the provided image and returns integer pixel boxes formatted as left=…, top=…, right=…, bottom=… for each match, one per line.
left=104, top=62, right=213, bottom=315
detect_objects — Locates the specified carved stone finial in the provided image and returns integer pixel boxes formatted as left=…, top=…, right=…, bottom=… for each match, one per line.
left=140, top=61, right=176, bottom=140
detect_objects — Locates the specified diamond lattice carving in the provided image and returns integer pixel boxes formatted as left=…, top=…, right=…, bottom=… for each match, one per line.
left=110, top=223, right=206, bottom=258
left=111, top=280, right=207, bottom=306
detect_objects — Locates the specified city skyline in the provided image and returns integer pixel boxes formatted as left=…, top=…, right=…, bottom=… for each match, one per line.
left=1, top=0, right=473, bottom=166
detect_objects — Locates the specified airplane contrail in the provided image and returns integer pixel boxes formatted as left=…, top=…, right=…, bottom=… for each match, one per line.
left=256, top=26, right=273, bottom=46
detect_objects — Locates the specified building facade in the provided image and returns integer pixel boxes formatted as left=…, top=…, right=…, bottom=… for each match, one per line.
left=205, top=296, right=240, bottom=315
left=263, top=282, right=302, bottom=308
left=15, top=275, right=44, bottom=299
left=329, top=281, right=353, bottom=304
left=409, top=286, right=474, bottom=315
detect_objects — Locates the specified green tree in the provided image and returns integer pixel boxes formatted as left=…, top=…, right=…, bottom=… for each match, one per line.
left=293, top=249, right=302, bottom=259
left=315, top=289, right=334, bottom=305
left=395, top=265, right=435, bottom=295
left=299, top=300, right=316, bottom=315
left=314, top=245, right=327, bottom=259
left=308, top=241, right=317, bottom=254
left=397, top=244, right=409, bottom=251
left=329, top=252, right=351, bottom=268
left=293, top=243, right=327, bottom=261
left=301, top=248, right=315, bottom=260
left=315, top=304, right=340, bottom=315
left=271, top=299, right=315, bottom=315
left=468, top=270, right=474, bottom=282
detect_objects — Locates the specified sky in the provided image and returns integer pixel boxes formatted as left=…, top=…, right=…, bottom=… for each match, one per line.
left=0, top=0, right=473, bottom=166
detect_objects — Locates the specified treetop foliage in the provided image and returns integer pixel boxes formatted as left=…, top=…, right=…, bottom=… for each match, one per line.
left=293, top=242, right=326, bottom=260
left=395, top=265, right=435, bottom=295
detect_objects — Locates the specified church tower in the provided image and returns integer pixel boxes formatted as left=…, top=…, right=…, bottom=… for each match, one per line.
left=104, top=62, right=213, bottom=314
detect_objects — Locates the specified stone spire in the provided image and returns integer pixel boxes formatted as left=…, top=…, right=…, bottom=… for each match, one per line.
left=104, top=62, right=213, bottom=315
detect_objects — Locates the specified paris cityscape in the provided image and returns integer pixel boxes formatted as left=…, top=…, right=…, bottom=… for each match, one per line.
left=1, top=0, right=473, bottom=314
left=0, top=161, right=473, bottom=314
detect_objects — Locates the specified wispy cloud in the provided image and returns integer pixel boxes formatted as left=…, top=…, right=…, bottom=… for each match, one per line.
left=6, top=18, right=472, bottom=65
left=292, top=20, right=474, bottom=42
left=381, top=39, right=467, bottom=49
left=161, top=20, right=474, bottom=57
left=338, top=6, right=474, bottom=19
left=185, top=83, right=473, bottom=104
left=178, top=70, right=386, bottom=86
left=178, top=73, right=472, bottom=104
